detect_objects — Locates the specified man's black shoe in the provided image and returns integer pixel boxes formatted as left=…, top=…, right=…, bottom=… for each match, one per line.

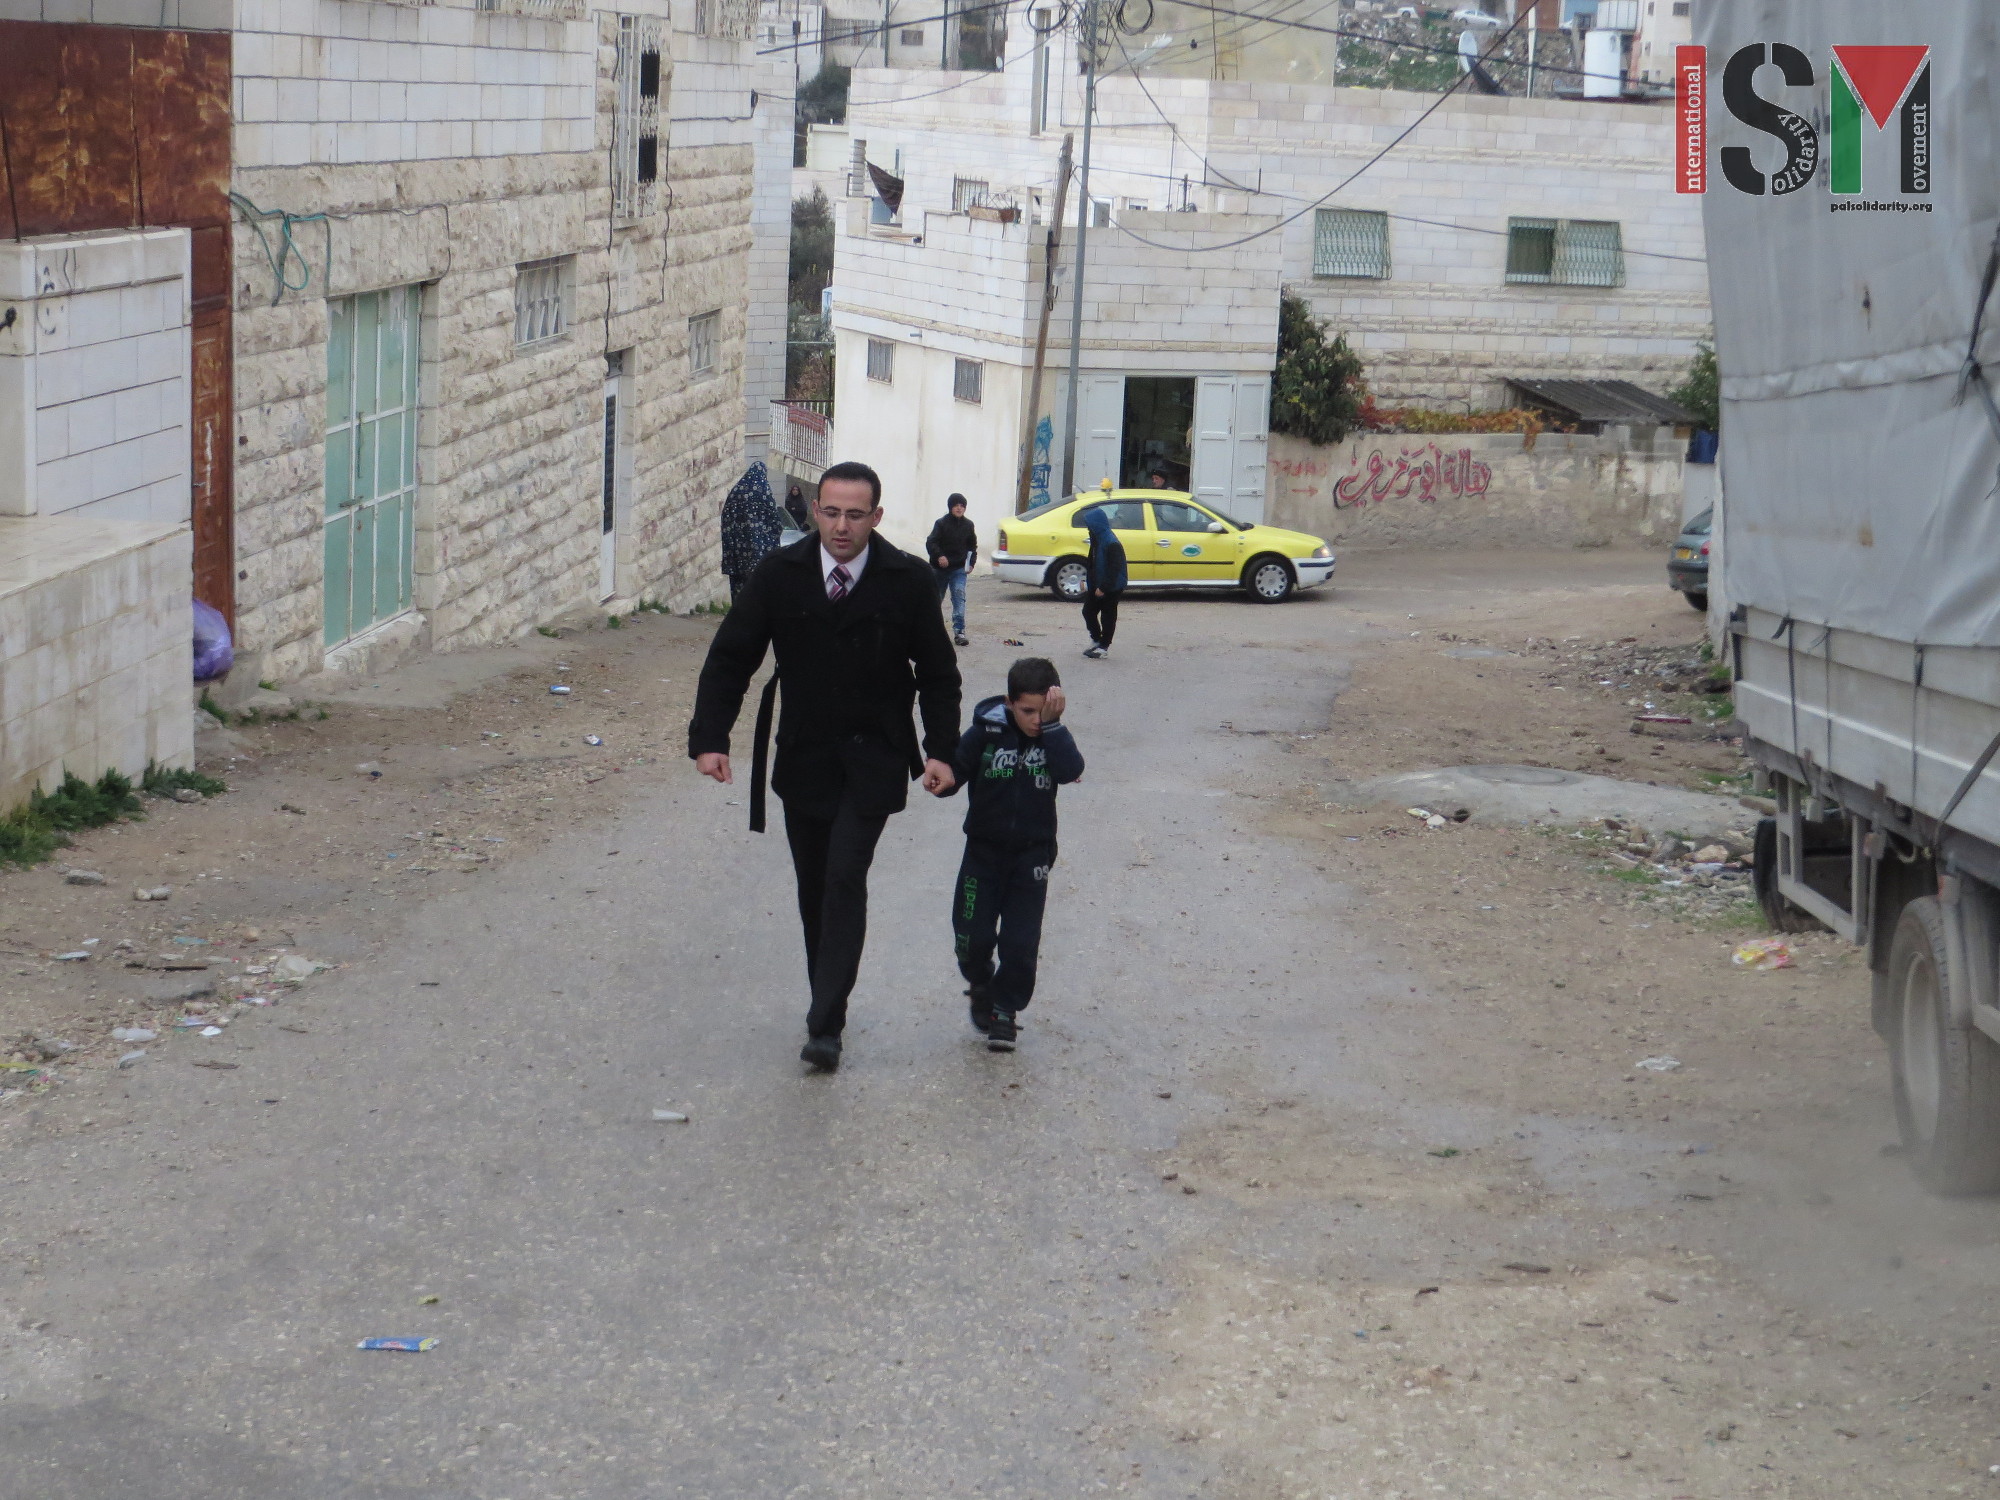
left=954, top=633, right=970, bottom=647
left=986, top=1010, right=1018, bottom=1052
left=800, top=1035, right=842, bottom=1072
left=967, top=983, right=995, bottom=1035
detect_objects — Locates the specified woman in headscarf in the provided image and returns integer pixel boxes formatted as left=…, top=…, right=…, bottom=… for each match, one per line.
left=720, top=460, right=787, bottom=598
left=784, top=481, right=811, bottom=531
left=1080, top=506, right=1128, bottom=659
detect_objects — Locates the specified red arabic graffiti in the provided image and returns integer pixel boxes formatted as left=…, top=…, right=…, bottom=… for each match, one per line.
left=1333, top=443, right=1492, bottom=509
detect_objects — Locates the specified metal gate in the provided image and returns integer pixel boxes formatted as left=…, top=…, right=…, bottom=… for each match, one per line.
left=324, top=285, right=421, bottom=647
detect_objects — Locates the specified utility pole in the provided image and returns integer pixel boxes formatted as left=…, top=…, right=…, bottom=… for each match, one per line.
left=1058, top=0, right=1100, bottom=499
left=1017, top=132, right=1074, bottom=514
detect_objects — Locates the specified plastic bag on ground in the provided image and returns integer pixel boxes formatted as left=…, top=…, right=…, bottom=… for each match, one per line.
left=192, top=599, right=234, bottom=682
left=1732, top=936, right=1794, bottom=971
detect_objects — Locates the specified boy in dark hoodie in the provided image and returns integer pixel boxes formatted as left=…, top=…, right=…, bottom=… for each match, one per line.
left=944, top=657, right=1085, bottom=1050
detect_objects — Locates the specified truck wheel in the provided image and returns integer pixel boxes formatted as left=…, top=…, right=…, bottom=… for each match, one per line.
left=1751, top=817, right=1824, bottom=933
left=1887, top=896, right=2000, bottom=1194
left=1049, top=558, right=1089, bottom=601
left=1685, top=590, right=1709, bottom=611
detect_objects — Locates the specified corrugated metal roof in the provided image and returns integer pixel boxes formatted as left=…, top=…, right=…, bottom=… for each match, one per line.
left=1504, top=377, right=1696, bottom=425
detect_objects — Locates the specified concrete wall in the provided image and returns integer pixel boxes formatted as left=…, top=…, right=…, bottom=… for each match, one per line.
left=828, top=330, right=1026, bottom=554
left=0, top=517, right=193, bottom=811
left=830, top=207, right=1282, bottom=550
left=0, top=228, right=192, bottom=526
left=229, top=1, right=758, bottom=684
left=1266, top=428, right=1682, bottom=548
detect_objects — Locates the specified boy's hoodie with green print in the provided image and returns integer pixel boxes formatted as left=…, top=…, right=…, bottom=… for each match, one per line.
left=945, top=695, right=1086, bottom=849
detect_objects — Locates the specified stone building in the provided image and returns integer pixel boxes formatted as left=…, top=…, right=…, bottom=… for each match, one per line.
left=836, top=54, right=1707, bottom=410
left=229, top=0, right=764, bottom=684
left=2, top=0, right=773, bottom=817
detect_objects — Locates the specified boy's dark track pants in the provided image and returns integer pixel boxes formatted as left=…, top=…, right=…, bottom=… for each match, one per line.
left=952, top=839, right=1053, bottom=1012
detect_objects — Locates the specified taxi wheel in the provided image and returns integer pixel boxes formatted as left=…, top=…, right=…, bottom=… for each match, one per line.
left=1244, top=555, right=1294, bottom=603
left=1050, top=558, right=1090, bottom=601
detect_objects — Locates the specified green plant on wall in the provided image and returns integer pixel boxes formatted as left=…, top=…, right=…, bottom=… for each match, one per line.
left=1270, top=292, right=1367, bottom=447
left=1671, top=340, right=1719, bottom=433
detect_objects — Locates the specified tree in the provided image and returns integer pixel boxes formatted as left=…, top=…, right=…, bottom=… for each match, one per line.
left=1269, top=292, right=1367, bottom=446
left=797, top=63, right=850, bottom=126
left=1670, top=340, right=1719, bottom=433
left=789, top=189, right=833, bottom=309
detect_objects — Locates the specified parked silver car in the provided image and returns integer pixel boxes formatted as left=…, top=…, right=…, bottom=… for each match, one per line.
left=1667, top=506, right=1711, bottom=611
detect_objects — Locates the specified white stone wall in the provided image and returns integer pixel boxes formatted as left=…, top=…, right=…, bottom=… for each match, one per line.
left=0, top=229, right=192, bottom=526
left=0, top=516, right=194, bottom=811
left=229, top=0, right=757, bottom=683
left=744, top=1, right=797, bottom=460
left=830, top=202, right=1282, bottom=545
left=844, top=61, right=1710, bottom=410
left=833, top=209, right=1279, bottom=371
left=828, top=330, right=1027, bottom=553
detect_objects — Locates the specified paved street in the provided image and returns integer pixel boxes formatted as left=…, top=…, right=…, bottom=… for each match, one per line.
left=6, top=559, right=2000, bottom=1497
left=2, top=581, right=1373, bottom=1497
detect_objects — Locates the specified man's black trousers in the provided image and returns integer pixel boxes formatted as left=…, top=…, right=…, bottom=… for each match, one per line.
left=952, top=838, right=1054, bottom=1013
left=1082, top=591, right=1120, bottom=648
left=784, top=799, right=890, bottom=1039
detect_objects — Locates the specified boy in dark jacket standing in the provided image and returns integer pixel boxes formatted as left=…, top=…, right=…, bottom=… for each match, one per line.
left=943, top=657, right=1084, bottom=1050
left=925, top=493, right=978, bottom=646
left=1080, top=507, right=1127, bottom=659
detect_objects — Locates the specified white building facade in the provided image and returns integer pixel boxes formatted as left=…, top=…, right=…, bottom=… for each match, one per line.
left=230, top=0, right=766, bottom=684
left=809, top=33, right=1706, bottom=548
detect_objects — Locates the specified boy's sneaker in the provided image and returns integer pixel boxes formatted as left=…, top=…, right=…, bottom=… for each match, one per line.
left=985, top=1010, right=1018, bottom=1051
left=967, top=984, right=995, bottom=1035
left=1082, top=645, right=1106, bottom=659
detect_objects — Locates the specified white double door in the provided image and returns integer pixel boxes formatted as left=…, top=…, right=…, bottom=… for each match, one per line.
left=1071, top=372, right=1269, bottom=521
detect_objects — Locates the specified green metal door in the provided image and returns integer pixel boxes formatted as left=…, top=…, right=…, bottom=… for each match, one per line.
left=324, top=285, right=420, bottom=647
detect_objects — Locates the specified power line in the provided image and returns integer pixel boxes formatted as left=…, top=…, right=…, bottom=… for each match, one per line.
left=754, top=0, right=1013, bottom=57
left=1156, top=0, right=1637, bottom=88
left=1099, top=29, right=1705, bottom=265
left=1104, top=4, right=1535, bottom=254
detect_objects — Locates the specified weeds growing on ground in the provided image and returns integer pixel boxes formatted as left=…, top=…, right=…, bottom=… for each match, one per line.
left=0, top=768, right=146, bottom=868
left=634, top=598, right=672, bottom=614
left=198, top=690, right=228, bottom=723
left=142, top=763, right=226, bottom=798
left=536, top=625, right=560, bottom=638
left=607, top=614, right=623, bottom=629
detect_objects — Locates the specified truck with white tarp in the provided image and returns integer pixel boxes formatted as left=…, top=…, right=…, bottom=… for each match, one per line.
left=1698, top=2, right=2000, bottom=1190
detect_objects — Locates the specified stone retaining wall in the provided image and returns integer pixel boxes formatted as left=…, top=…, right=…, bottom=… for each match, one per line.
left=1266, top=428, right=1683, bottom=549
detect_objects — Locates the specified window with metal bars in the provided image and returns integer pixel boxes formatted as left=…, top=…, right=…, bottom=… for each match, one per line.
left=899, top=28, right=923, bottom=43
left=953, top=358, right=982, bottom=403
left=1312, top=208, right=1389, bottom=279
left=952, top=177, right=989, bottom=212
left=613, top=16, right=663, bottom=224
left=688, top=310, right=719, bottom=376
left=513, top=257, right=571, bottom=347
left=1506, top=218, right=1624, bottom=287
left=866, top=338, right=894, bottom=383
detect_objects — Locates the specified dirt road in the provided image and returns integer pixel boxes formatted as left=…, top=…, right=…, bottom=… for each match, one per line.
left=3, top=549, right=1996, bottom=1497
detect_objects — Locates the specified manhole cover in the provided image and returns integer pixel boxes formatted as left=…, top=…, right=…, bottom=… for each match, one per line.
left=1458, top=764, right=1581, bottom=787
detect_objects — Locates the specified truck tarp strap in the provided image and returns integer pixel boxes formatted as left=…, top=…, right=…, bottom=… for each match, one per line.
left=1955, top=224, right=2000, bottom=466
left=1938, top=725, right=2000, bottom=836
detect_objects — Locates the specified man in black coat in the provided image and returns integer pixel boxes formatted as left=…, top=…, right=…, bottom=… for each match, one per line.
left=689, top=461, right=962, bottom=1072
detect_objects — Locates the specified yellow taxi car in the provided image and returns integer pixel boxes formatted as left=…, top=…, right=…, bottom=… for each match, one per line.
left=992, top=489, right=1335, bottom=603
